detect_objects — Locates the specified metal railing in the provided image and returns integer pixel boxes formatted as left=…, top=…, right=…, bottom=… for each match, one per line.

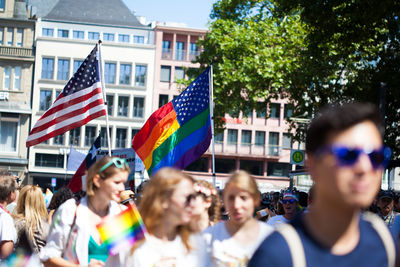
left=0, top=46, right=33, bottom=57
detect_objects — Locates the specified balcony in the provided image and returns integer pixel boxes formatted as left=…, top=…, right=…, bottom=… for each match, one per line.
left=0, top=46, right=34, bottom=58
left=175, top=49, right=186, bottom=61
left=188, top=51, right=200, bottom=62
left=162, top=49, right=172, bottom=60
left=212, top=143, right=284, bottom=158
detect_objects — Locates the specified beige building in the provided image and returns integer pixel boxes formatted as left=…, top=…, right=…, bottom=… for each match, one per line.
left=0, top=0, right=35, bottom=181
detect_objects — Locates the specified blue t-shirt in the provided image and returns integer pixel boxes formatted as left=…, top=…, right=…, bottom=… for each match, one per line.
left=249, top=214, right=395, bottom=267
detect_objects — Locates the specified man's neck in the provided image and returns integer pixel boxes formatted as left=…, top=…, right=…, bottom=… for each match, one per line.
left=0, top=201, right=8, bottom=209
left=303, top=200, right=361, bottom=255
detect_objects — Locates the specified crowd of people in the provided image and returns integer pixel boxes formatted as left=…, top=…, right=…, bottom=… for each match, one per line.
left=0, top=101, right=398, bottom=267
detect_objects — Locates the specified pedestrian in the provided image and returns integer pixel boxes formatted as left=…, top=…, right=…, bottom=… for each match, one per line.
left=249, top=102, right=395, bottom=267
left=13, top=185, right=50, bottom=254
left=375, top=190, right=397, bottom=228
left=190, top=180, right=220, bottom=232
left=47, top=187, right=73, bottom=225
left=202, top=170, right=273, bottom=266
left=0, top=170, right=17, bottom=260
left=267, top=188, right=300, bottom=227
left=40, top=156, right=130, bottom=266
left=106, top=167, right=208, bottom=267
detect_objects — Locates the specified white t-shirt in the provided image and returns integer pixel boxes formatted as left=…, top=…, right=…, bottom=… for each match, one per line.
left=266, top=215, right=289, bottom=227
left=202, top=221, right=273, bottom=266
left=106, top=233, right=209, bottom=267
left=0, top=208, right=17, bottom=243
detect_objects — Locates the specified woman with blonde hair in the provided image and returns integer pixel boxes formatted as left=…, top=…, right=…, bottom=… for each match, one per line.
left=190, top=180, right=220, bottom=232
left=13, top=185, right=49, bottom=253
left=106, top=167, right=209, bottom=267
left=202, top=170, right=273, bottom=266
left=40, top=156, right=130, bottom=267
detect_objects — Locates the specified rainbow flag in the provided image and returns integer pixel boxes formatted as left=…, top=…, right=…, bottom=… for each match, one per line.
left=96, top=203, right=146, bottom=256
left=132, top=67, right=212, bottom=176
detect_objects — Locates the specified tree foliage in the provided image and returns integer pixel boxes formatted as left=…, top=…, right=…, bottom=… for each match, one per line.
left=192, top=0, right=400, bottom=158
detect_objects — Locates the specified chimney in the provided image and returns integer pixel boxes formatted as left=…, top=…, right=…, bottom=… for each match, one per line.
left=14, top=0, right=28, bottom=19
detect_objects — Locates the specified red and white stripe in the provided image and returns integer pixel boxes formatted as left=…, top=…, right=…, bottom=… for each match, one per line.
left=26, top=82, right=106, bottom=147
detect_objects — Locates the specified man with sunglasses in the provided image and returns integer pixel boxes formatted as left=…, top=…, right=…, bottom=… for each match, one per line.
left=267, top=190, right=299, bottom=227
left=249, top=102, right=396, bottom=267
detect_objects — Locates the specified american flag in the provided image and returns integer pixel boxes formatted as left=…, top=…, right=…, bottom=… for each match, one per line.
left=26, top=44, right=106, bottom=147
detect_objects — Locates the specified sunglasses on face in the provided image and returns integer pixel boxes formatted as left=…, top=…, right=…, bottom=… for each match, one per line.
left=318, top=145, right=391, bottom=169
left=99, top=157, right=128, bottom=173
left=282, top=199, right=296, bottom=204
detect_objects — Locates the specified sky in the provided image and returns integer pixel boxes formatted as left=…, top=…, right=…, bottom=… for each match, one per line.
left=122, top=0, right=216, bottom=29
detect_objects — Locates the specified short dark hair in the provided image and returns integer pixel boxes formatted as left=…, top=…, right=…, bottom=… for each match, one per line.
left=306, top=102, right=384, bottom=154
left=0, top=170, right=17, bottom=202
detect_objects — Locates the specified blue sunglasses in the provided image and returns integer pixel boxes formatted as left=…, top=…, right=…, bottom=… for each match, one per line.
left=282, top=199, right=296, bottom=204
left=318, top=145, right=391, bottom=169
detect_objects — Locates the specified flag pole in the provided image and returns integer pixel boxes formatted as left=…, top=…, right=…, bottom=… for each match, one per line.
left=209, top=64, right=216, bottom=187
left=98, top=40, right=112, bottom=156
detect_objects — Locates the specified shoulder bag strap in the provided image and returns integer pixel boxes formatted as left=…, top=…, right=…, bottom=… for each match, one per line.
left=363, top=212, right=396, bottom=267
left=276, top=223, right=306, bottom=267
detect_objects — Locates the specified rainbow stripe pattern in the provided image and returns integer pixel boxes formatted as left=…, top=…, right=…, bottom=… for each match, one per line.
left=132, top=68, right=212, bottom=176
left=96, top=203, right=146, bottom=256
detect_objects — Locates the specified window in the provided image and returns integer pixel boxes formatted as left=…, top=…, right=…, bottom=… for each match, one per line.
left=0, top=0, right=5, bottom=10
left=0, top=113, right=19, bottom=152
left=133, top=97, right=144, bottom=118
left=162, top=40, right=170, bottom=52
left=227, top=129, right=238, bottom=145
left=85, top=126, right=97, bottom=146
left=118, top=96, right=129, bottom=117
left=175, top=67, right=185, bottom=81
left=100, top=127, right=112, bottom=147
left=57, top=29, right=69, bottom=38
left=7, top=28, right=13, bottom=46
left=16, top=29, right=23, bottom=47
left=133, top=35, right=144, bottom=43
left=283, top=133, right=292, bottom=149
left=185, top=157, right=208, bottom=172
left=119, top=64, right=131, bottom=85
left=160, top=66, right=171, bottom=82
left=190, top=43, right=197, bottom=54
left=268, top=132, right=279, bottom=156
left=215, top=132, right=224, bottom=144
left=73, top=60, right=83, bottom=73
left=267, top=162, right=291, bottom=177
left=35, top=153, right=64, bottom=168
left=69, top=127, right=81, bottom=146
left=240, top=160, right=263, bottom=176
left=103, top=33, right=114, bottom=41
left=39, top=90, right=52, bottom=111
left=132, top=129, right=139, bottom=139
left=104, top=63, right=116, bottom=84
left=159, top=94, right=169, bottom=108
left=270, top=103, right=281, bottom=119
left=241, top=130, right=251, bottom=146
left=42, top=58, right=54, bottom=79
left=0, top=28, right=3, bottom=45
left=106, top=95, right=114, bottom=116
left=135, top=65, right=147, bottom=87
left=256, top=102, right=266, bottom=118
left=118, top=34, right=129, bottom=43
left=175, top=41, right=185, bottom=60
left=73, top=30, right=84, bottom=39
left=57, top=59, right=69, bottom=80
left=55, top=90, right=61, bottom=98
left=42, top=28, right=54, bottom=37
left=3, top=66, right=10, bottom=90
left=53, top=134, right=64, bottom=145
left=13, top=67, right=21, bottom=90
left=255, top=131, right=265, bottom=146
left=284, top=104, right=294, bottom=118
left=88, top=32, right=99, bottom=40
left=215, top=158, right=236, bottom=173
left=116, top=128, right=127, bottom=148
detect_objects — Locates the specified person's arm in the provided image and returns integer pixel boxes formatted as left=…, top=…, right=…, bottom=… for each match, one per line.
left=0, top=240, right=13, bottom=259
left=43, top=258, right=104, bottom=267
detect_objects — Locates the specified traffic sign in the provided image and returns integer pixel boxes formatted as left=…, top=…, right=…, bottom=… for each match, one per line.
left=290, top=150, right=305, bottom=165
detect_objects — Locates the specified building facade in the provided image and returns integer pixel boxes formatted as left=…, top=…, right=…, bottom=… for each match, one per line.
left=28, top=0, right=155, bottom=188
left=0, top=0, right=35, bottom=182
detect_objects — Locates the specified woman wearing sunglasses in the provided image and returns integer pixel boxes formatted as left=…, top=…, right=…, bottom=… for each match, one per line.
left=106, top=167, right=209, bottom=267
left=202, top=170, right=273, bottom=266
left=40, top=156, right=130, bottom=267
left=267, top=189, right=300, bottom=227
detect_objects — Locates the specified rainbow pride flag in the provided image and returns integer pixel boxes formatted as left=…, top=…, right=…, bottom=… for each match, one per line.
left=132, top=67, right=212, bottom=176
left=96, top=203, right=146, bottom=256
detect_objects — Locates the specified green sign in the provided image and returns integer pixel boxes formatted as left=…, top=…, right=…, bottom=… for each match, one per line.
left=290, top=150, right=305, bottom=165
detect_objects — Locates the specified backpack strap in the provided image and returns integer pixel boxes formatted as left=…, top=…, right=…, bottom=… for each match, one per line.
left=276, top=223, right=306, bottom=267
left=363, top=212, right=396, bottom=267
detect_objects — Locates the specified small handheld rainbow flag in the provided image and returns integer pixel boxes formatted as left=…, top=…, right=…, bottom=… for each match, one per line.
left=96, top=203, right=147, bottom=255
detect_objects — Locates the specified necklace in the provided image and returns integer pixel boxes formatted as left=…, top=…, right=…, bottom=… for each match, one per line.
left=88, top=200, right=109, bottom=217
